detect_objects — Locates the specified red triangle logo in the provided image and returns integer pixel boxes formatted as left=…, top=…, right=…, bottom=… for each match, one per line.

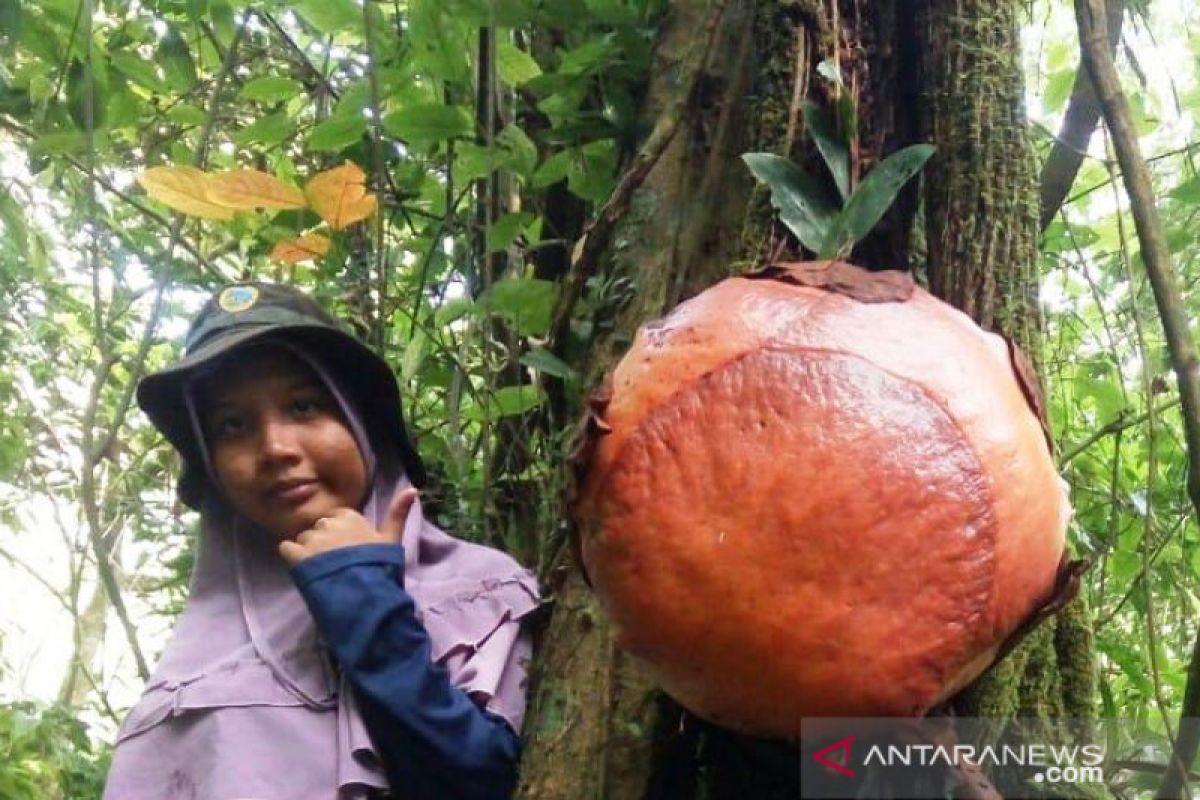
left=812, top=735, right=856, bottom=778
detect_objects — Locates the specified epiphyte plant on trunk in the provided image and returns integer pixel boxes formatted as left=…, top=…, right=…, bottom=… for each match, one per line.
left=742, top=94, right=935, bottom=260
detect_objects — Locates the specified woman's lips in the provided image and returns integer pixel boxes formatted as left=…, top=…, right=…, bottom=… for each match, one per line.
left=268, top=480, right=319, bottom=506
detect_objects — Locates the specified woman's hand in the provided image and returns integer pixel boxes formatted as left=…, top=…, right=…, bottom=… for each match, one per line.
left=279, top=488, right=418, bottom=566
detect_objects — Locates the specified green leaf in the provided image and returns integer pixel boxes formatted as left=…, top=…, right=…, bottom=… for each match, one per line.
left=477, top=278, right=557, bottom=336
left=409, top=0, right=470, bottom=82
left=567, top=140, right=617, bottom=203
left=441, top=0, right=536, bottom=26
left=584, top=0, right=640, bottom=24
left=487, top=212, right=537, bottom=252
left=434, top=296, right=474, bottom=326
left=307, top=114, right=367, bottom=152
left=36, top=0, right=78, bottom=26
left=232, top=111, right=294, bottom=146
left=1042, top=67, right=1076, bottom=114
left=32, top=130, right=87, bottom=155
left=18, top=9, right=60, bottom=63
left=67, top=58, right=104, bottom=130
left=532, top=149, right=572, bottom=187
left=819, top=143, right=935, bottom=258
left=166, top=103, right=207, bottom=126
left=802, top=100, right=850, bottom=202
left=1097, top=636, right=1153, bottom=699
left=487, top=385, right=545, bottom=418
left=158, top=27, right=197, bottom=92
left=454, top=142, right=499, bottom=183
left=1170, top=176, right=1200, bottom=204
left=0, top=0, right=21, bottom=55
left=209, top=0, right=237, bottom=47
left=741, top=152, right=839, bottom=254
left=496, top=125, right=537, bottom=177
left=110, top=51, right=167, bottom=93
left=0, top=77, right=29, bottom=116
left=240, top=76, right=304, bottom=103
left=401, top=329, right=428, bottom=381
left=496, top=41, right=542, bottom=85
left=520, top=348, right=576, bottom=380
left=333, top=81, right=371, bottom=118
left=294, top=0, right=362, bottom=33
left=1128, top=90, right=1158, bottom=136
left=0, top=184, right=30, bottom=258
left=558, top=36, right=615, bottom=76
left=106, top=88, right=143, bottom=129
left=383, top=104, right=474, bottom=146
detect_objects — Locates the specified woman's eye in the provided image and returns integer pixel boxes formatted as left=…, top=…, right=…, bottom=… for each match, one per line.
left=212, top=416, right=245, bottom=438
left=291, top=397, right=322, bottom=416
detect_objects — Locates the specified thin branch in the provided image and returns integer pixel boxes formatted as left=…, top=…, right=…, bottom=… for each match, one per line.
left=1095, top=515, right=1186, bottom=629
left=1059, top=398, right=1181, bottom=464
left=1107, top=134, right=1178, bottom=761
left=78, top=14, right=248, bottom=684
left=1112, top=759, right=1200, bottom=780
left=0, top=545, right=75, bottom=612
left=1039, top=0, right=1124, bottom=230
left=0, top=118, right=216, bottom=274
left=255, top=10, right=340, bottom=101
left=1060, top=140, right=1200, bottom=208
left=1073, top=2, right=1200, bottom=795
left=363, top=1, right=388, bottom=351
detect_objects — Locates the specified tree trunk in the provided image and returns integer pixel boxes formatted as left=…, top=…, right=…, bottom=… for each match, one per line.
left=58, top=580, right=108, bottom=708
left=516, top=2, right=1097, bottom=797
left=919, top=0, right=1100, bottom=729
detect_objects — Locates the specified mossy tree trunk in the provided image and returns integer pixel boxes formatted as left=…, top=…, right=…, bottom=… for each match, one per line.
left=515, top=2, right=1097, bottom=797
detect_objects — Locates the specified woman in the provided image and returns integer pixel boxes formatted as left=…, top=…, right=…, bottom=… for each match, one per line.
left=103, top=283, right=539, bottom=800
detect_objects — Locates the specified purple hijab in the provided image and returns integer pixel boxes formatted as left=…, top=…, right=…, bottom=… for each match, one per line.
left=104, top=343, right=539, bottom=800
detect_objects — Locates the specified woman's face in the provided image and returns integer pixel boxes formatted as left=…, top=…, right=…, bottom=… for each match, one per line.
left=200, top=346, right=368, bottom=540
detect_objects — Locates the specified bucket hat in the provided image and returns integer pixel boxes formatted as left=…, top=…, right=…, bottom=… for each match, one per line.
left=137, top=282, right=427, bottom=509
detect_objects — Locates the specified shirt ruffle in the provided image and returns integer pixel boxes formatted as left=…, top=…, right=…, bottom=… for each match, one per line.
left=116, top=652, right=336, bottom=744
left=418, top=569, right=540, bottom=731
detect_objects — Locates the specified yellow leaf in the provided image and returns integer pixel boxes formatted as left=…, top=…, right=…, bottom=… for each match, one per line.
left=135, top=166, right=234, bottom=220
left=304, top=161, right=378, bottom=230
left=206, top=169, right=306, bottom=211
left=270, top=233, right=332, bottom=264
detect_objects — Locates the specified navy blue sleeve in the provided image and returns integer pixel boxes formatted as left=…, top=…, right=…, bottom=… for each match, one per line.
left=291, top=544, right=521, bottom=800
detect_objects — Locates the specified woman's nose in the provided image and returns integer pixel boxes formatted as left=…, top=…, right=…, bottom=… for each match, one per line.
left=258, top=415, right=302, bottom=462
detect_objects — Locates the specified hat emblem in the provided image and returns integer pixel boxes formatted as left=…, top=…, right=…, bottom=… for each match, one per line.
left=218, top=285, right=259, bottom=313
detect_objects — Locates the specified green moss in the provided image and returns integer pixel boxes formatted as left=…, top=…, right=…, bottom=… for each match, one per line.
left=736, top=1, right=823, bottom=267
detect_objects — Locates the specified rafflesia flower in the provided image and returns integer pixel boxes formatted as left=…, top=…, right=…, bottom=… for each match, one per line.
left=574, top=261, right=1072, bottom=740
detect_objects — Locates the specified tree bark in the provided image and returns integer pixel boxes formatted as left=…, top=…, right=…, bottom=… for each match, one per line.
left=516, top=2, right=758, bottom=797
left=916, top=6, right=1106, bottom=798
left=920, top=9, right=1102, bottom=791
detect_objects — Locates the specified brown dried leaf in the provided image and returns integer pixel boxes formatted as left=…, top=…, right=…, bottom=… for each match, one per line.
left=1005, top=337, right=1054, bottom=454
left=270, top=233, right=332, bottom=264
left=206, top=168, right=306, bottom=211
left=748, top=260, right=914, bottom=303
left=135, top=166, right=234, bottom=221
left=991, top=556, right=1088, bottom=667
left=566, top=375, right=615, bottom=586
left=304, top=161, right=378, bottom=230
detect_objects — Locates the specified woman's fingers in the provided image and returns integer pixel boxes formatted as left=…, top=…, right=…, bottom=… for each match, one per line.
left=280, top=507, right=397, bottom=565
left=278, top=539, right=308, bottom=566
left=379, top=488, right=419, bottom=544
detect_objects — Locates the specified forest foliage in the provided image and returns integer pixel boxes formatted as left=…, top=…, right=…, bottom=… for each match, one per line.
left=0, top=0, right=1199, bottom=797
